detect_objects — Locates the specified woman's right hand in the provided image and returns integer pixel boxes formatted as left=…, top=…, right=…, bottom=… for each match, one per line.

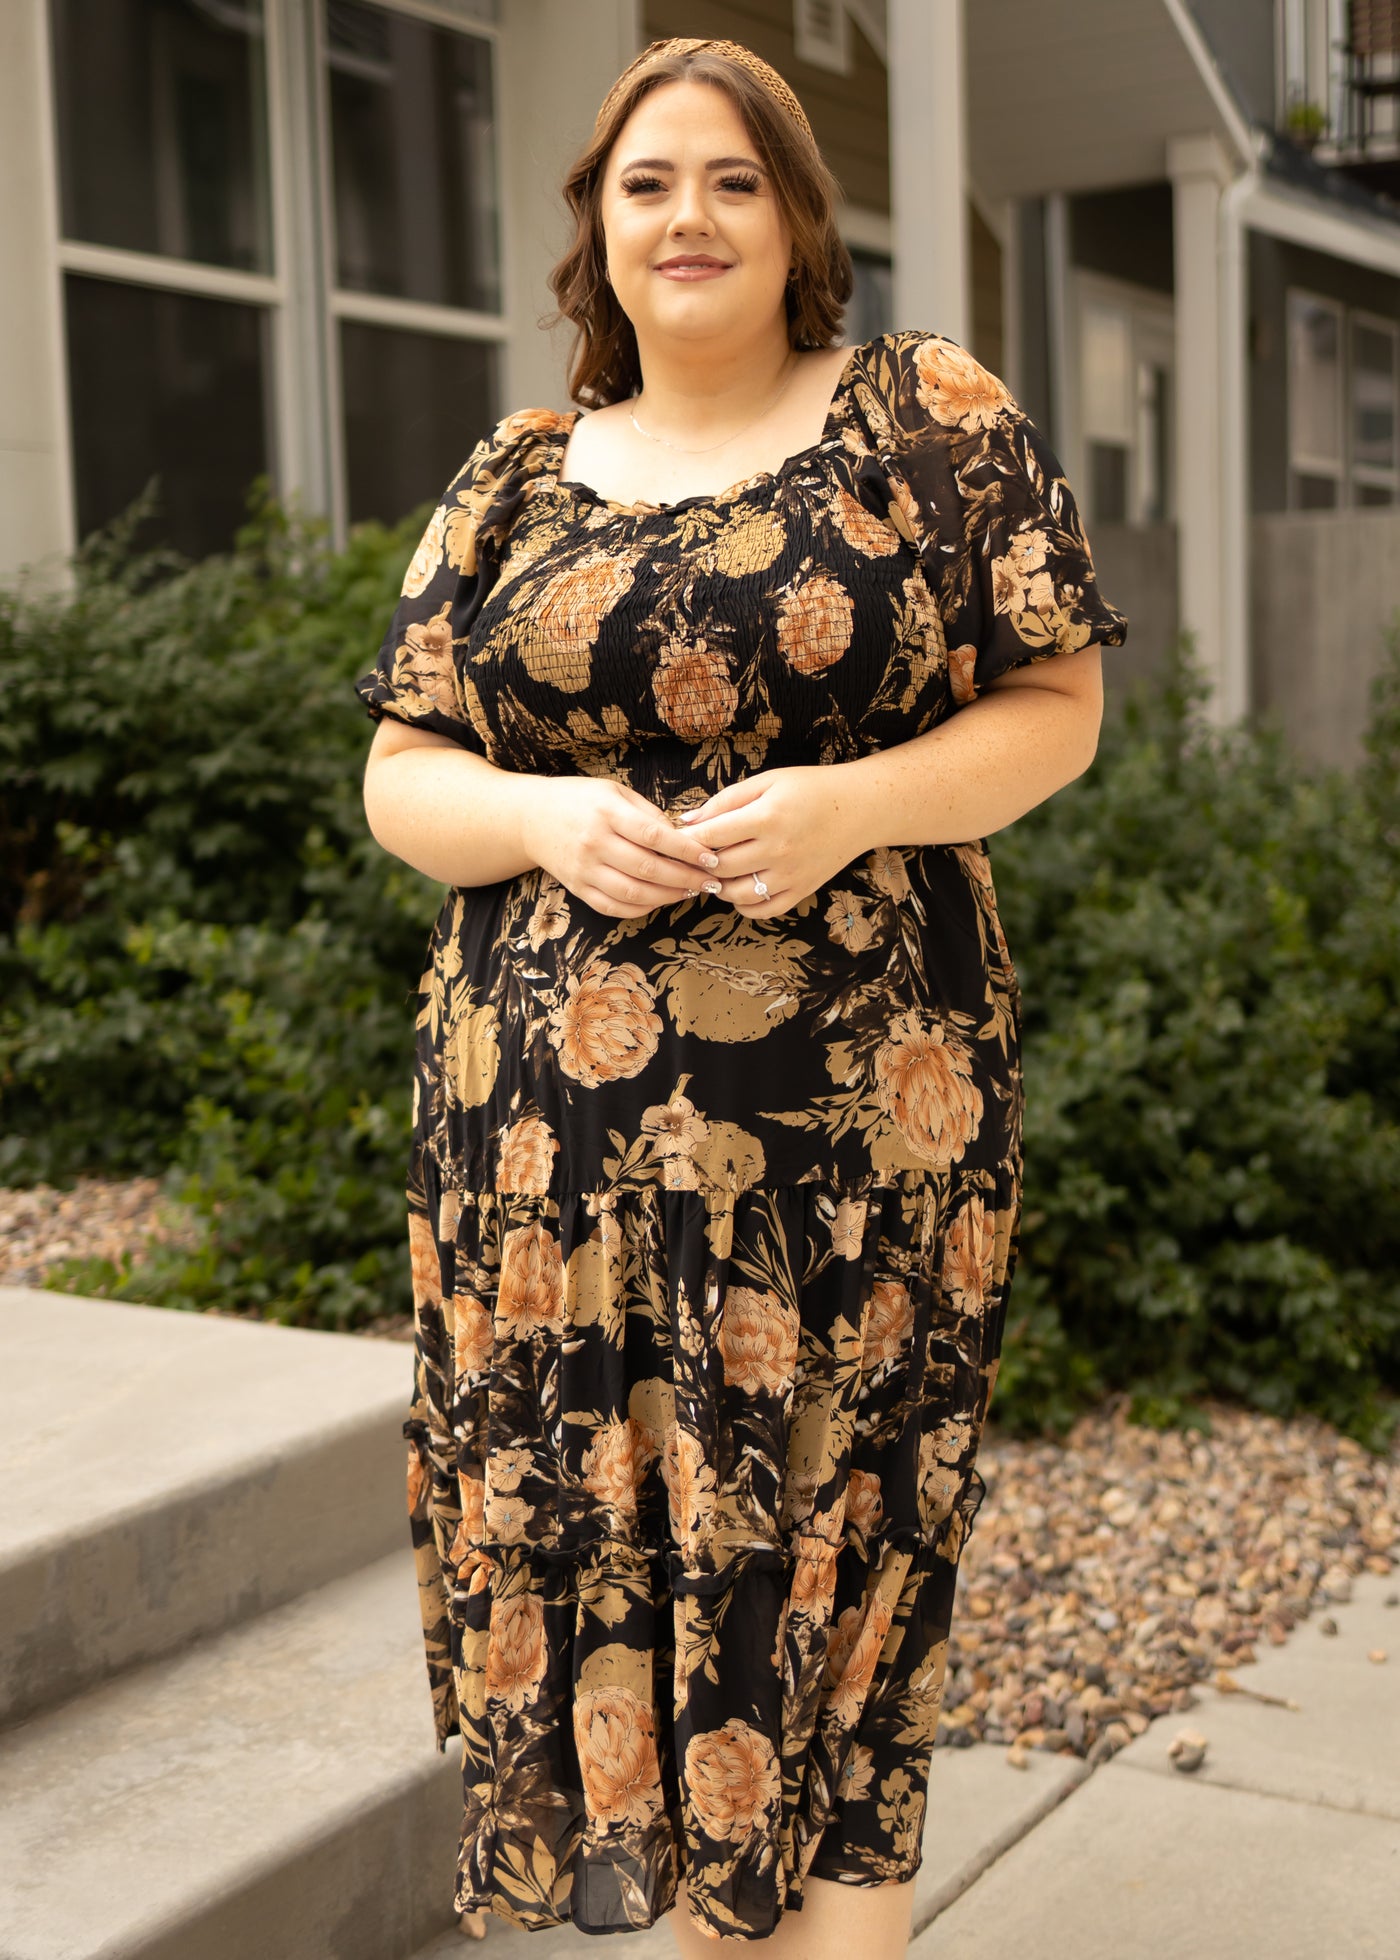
left=519, top=775, right=726, bottom=918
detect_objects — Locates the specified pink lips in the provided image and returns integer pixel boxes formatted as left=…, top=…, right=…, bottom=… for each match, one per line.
left=655, top=258, right=731, bottom=279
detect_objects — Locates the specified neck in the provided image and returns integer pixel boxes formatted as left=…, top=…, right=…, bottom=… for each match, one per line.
left=630, top=325, right=798, bottom=440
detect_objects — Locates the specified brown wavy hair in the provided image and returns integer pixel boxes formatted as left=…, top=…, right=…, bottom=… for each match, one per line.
left=542, top=46, right=854, bottom=410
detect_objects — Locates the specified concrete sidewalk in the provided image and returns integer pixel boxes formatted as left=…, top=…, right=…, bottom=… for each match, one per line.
left=429, top=1567, right=1398, bottom=1958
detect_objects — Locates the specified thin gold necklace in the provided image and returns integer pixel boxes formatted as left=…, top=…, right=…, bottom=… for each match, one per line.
left=629, top=350, right=802, bottom=454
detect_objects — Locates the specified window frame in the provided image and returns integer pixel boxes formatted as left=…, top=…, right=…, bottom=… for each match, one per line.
left=1347, top=305, right=1400, bottom=503
left=1286, top=285, right=1347, bottom=508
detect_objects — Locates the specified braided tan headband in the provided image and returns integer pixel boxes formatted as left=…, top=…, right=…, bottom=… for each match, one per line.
left=593, top=37, right=815, bottom=143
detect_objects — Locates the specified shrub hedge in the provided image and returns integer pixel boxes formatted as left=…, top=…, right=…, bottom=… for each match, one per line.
left=2, top=489, right=1397, bottom=1446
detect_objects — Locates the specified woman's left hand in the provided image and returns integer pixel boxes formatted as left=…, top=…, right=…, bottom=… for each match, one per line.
left=678, top=765, right=869, bottom=917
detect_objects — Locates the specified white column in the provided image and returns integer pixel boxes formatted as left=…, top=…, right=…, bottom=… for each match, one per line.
left=888, top=0, right=970, bottom=346
left=497, top=0, right=643, bottom=411
left=0, top=0, right=75, bottom=582
left=1168, top=134, right=1249, bottom=725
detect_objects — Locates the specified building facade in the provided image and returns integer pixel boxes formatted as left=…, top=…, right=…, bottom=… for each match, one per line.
left=3, top=0, right=1400, bottom=763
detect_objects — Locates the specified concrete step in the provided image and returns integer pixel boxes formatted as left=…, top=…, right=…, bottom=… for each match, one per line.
left=0, top=1546, right=464, bottom=1960
left=0, top=1286, right=413, bottom=1728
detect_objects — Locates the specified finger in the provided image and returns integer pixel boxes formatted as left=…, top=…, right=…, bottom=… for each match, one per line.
left=590, top=866, right=719, bottom=914
left=677, top=777, right=767, bottom=824
left=611, top=804, right=725, bottom=877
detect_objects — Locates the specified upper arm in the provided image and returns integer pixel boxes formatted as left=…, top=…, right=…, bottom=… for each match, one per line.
left=363, top=714, right=466, bottom=773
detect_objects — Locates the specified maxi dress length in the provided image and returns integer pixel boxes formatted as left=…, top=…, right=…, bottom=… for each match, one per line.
left=353, top=328, right=1127, bottom=1942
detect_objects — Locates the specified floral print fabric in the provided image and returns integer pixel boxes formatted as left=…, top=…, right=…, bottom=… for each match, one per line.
left=355, top=329, right=1126, bottom=1941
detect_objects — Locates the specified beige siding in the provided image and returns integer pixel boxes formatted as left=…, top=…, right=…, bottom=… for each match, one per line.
left=641, top=0, right=889, bottom=214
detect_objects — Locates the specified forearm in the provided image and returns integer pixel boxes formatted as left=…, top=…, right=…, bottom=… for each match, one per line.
left=837, top=680, right=1101, bottom=851
left=362, top=744, right=540, bottom=887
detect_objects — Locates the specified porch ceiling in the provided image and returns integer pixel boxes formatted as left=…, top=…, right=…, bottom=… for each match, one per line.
left=965, top=0, right=1241, bottom=201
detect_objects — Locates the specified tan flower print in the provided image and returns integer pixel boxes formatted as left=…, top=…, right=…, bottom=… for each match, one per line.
left=929, top=1415, right=973, bottom=1464
left=548, top=955, right=664, bottom=1088
left=839, top=1741, right=877, bottom=1803
left=581, top=1415, right=648, bottom=1517
left=942, top=1194, right=996, bottom=1317
left=518, top=548, right=637, bottom=694
left=829, top=1195, right=868, bottom=1259
left=486, top=1445, right=535, bottom=1494
left=497, top=1114, right=559, bottom=1193
left=400, top=505, right=447, bottom=599
left=912, top=336, right=1013, bottom=433
left=526, top=880, right=570, bottom=950
left=391, top=604, right=458, bottom=721
left=709, top=505, right=788, bottom=578
left=574, top=1686, right=665, bottom=1828
left=829, top=482, right=900, bottom=557
left=640, top=1091, right=710, bottom=1162
left=862, top=1277, right=913, bottom=1368
left=684, top=1719, right=782, bottom=1842
left=789, top=1535, right=839, bottom=1620
left=718, top=1286, right=800, bottom=1397
left=483, top=1490, right=535, bottom=1544
left=844, top=1468, right=884, bottom=1539
left=775, top=572, right=854, bottom=676
left=495, top=1220, right=564, bottom=1340
left=825, top=890, right=878, bottom=953
left=867, top=847, right=912, bottom=903
left=442, top=996, right=501, bottom=1108
left=652, top=636, right=739, bottom=740
left=918, top=1437, right=964, bottom=1526
left=452, top=1290, right=493, bottom=1376
left=484, top=1587, right=548, bottom=1713
left=873, top=1012, right=984, bottom=1164
left=449, top=1473, right=484, bottom=1559
left=663, top=1423, right=719, bottom=1548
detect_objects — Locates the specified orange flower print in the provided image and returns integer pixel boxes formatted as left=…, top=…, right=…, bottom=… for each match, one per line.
left=862, top=1277, right=913, bottom=1368
left=497, top=1114, right=559, bottom=1193
left=408, top=1209, right=443, bottom=1308
left=457, top=1472, right=485, bottom=1544
left=406, top=1442, right=427, bottom=1520
left=918, top=1435, right=964, bottom=1526
left=718, top=1286, right=800, bottom=1397
left=574, top=1686, right=665, bottom=1828
left=581, top=1415, right=648, bottom=1518
left=912, top=336, right=1013, bottom=433
left=872, top=1012, right=984, bottom=1164
left=391, top=604, right=458, bottom=721
left=663, top=1423, right=719, bottom=1550
left=775, top=572, right=854, bottom=675
left=452, top=1290, right=493, bottom=1376
left=839, top=1741, right=877, bottom=1803
left=519, top=547, right=637, bottom=693
left=825, top=890, right=878, bottom=953
left=484, top=1588, right=548, bottom=1714
left=652, top=636, right=739, bottom=740
left=495, top=1221, right=564, bottom=1340
left=684, top=1719, right=782, bottom=1842
left=942, top=1194, right=996, bottom=1318
left=548, top=955, right=664, bottom=1088
left=844, top=1467, right=884, bottom=1540
left=822, top=1593, right=895, bottom=1725
left=829, top=482, right=900, bottom=556
left=789, top=1536, right=839, bottom=1619
left=948, top=642, right=978, bottom=705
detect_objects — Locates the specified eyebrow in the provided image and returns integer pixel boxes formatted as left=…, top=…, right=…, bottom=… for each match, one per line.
left=617, top=155, right=766, bottom=172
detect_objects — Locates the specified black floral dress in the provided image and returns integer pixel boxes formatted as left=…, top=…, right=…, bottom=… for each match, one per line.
left=354, top=328, right=1126, bottom=1942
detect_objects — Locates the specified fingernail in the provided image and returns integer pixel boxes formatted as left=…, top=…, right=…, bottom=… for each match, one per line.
left=702, top=880, right=722, bottom=895
left=678, top=811, right=702, bottom=824
left=699, top=850, right=720, bottom=869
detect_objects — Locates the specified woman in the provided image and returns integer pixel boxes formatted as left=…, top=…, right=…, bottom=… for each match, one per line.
left=355, top=35, right=1126, bottom=1957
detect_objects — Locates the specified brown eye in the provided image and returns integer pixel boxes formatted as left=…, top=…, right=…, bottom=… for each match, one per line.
left=719, top=172, right=761, bottom=193
left=621, top=174, right=664, bottom=194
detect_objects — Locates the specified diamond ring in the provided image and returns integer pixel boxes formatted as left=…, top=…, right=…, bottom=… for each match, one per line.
left=751, top=874, right=770, bottom=898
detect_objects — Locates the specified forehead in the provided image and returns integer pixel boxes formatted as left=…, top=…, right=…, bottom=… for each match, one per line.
left=608, top=77, right=754, bottom=158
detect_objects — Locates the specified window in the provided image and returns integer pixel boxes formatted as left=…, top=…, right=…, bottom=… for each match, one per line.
left=1288, top=290, right=1345, bottom=508
left=794, top=0, right=851, bottom=75
left=1076, top=278, right=1173, bottom=527
left=1350, top=313, right=1399, bottom=503
left=47, top=0, right=505, bottom=558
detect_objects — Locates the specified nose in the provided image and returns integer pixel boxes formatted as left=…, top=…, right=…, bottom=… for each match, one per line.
left=666, top=171, right=715, bottom=239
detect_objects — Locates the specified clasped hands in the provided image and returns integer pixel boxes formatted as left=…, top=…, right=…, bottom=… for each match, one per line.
left=522, top=766, right=861, bottom=920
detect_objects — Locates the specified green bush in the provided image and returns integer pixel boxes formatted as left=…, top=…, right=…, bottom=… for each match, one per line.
left=2, top=491, right=1397, bottom=1446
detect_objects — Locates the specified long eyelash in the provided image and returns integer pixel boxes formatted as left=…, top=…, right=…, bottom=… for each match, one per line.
left=620, top=172, right=762, bottom=194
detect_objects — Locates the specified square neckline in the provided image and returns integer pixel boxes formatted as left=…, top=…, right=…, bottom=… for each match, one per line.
left=546, top=338, right=868, bottom=518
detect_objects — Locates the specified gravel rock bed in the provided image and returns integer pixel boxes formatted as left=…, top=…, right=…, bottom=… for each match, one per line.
left=6, top=1178, right=1397, bottom=1771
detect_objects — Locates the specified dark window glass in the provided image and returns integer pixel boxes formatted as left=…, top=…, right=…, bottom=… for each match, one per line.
left=51, top=0, right=271, bottom=272
left=1292, top=471, right=1341, bottom=510
left=1089, top=440, right=1130, bottom=524
left=846, top=250, right=894, bottom=344
left=326, top=1, right=501, bottom=312
left=65, top=274, right=272, bottom=558
left=1354, top=480, right=1396, bottom=506
left=340, top=319, right=497, bottom=526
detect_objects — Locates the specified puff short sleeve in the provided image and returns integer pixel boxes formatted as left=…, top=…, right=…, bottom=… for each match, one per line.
left=353, top=409, right=562, bottom=756
left=869, top=330, right=1128, bottom=706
